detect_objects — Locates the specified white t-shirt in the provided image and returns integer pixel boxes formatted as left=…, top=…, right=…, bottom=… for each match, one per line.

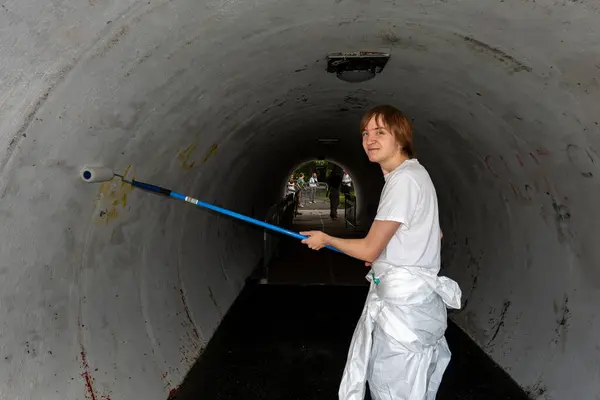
left=373, top=158, right=441, bottom=274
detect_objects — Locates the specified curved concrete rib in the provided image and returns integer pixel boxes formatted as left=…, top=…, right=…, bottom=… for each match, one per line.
left=0, top=1, right=599, bottom=399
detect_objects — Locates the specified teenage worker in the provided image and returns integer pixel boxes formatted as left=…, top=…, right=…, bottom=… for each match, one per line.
left=300, top=105, right=462, bottom=400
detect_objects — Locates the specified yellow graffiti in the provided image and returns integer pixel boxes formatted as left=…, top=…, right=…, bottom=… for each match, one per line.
left=177, top=144, right=196, bottom=170
left=95, top=164, right=134, bottom=225
left=203, top=143, right=218, bottom=163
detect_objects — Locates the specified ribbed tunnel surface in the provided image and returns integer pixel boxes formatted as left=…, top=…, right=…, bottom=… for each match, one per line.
left=1, top=1, right=599, bottom=399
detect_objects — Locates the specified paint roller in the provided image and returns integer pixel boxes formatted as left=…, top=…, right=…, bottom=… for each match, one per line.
left=80, top=166, right=343, bottom=253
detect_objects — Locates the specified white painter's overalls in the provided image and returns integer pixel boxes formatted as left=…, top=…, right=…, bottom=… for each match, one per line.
left=338, top=263, right=462, bottom=400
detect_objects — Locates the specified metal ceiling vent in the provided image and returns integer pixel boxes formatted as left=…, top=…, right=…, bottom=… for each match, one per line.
left=326, top=52, right=390, bottom=83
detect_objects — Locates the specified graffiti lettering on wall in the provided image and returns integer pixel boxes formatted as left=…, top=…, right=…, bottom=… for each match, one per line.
left=483, top=147, right=552, bottom=203
left=482, top=145, right=592, bottom=243
left=485, top=144, right=597, bottom=194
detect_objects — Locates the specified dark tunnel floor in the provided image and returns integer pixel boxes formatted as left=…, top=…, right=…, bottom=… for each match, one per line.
left=170, top=283, right=530, bottom=400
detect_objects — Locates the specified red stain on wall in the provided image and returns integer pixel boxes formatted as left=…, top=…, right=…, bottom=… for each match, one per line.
left=79, top=317, right=112, bottom=400
left=168, top=387, right=180, bottom=399
left=516, top=154, right=524, bottom=167
left=484, top=155, right=498, bottom=177
left=80, top=348, right=97, bottom=400
left=484, top=150, right=550, bottom=173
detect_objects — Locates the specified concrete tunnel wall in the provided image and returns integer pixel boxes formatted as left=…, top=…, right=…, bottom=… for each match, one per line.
left=1, top=0, right=599, bottom=399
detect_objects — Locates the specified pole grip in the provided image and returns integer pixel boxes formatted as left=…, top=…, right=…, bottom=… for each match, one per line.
left=131, top=180, right=172, bottom=196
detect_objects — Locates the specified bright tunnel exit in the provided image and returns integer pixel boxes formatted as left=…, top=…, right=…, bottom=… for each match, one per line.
left=1, top=0, right=599, bottom=399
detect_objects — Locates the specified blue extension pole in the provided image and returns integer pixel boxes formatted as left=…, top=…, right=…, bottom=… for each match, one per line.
left=129, top=179, right=344, bottom=254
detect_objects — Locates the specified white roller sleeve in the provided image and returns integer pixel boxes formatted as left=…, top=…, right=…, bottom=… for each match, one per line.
left=80, top=166, right=115, bottom=183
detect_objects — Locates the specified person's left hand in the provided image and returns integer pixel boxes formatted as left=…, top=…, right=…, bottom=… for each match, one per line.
left=300, top=231, right=331, bottom=250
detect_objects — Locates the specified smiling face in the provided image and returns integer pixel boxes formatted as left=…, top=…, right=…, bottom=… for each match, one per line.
left=359, top=105, right=415, bottom=174
left=361, top=115, right=401, bottom=164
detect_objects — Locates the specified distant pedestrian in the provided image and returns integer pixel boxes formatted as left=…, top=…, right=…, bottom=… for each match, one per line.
left=327, top=170, right=342, bottom=220
left=308, top=172, right=318, bottom=203
left=342, top=170, right=352, bottom=194
left=296, top=173, right=305, bottom=207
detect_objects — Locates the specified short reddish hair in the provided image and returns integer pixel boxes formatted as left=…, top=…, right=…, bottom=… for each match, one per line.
left=360, top=105, right=415, bottom=158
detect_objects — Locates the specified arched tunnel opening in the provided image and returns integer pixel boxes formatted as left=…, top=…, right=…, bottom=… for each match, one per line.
left=1, top=1, right=599, bottom=399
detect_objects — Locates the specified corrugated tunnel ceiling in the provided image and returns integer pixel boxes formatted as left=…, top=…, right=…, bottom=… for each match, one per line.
left=1, top=0, right=599, bottom=399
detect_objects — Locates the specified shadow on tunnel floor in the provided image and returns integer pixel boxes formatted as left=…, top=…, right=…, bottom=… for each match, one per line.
left=264, top=208, right=370, bottom=286
left=169, top=283, right=530, bottom=400
left=264, top=235, right=370, bottom=286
